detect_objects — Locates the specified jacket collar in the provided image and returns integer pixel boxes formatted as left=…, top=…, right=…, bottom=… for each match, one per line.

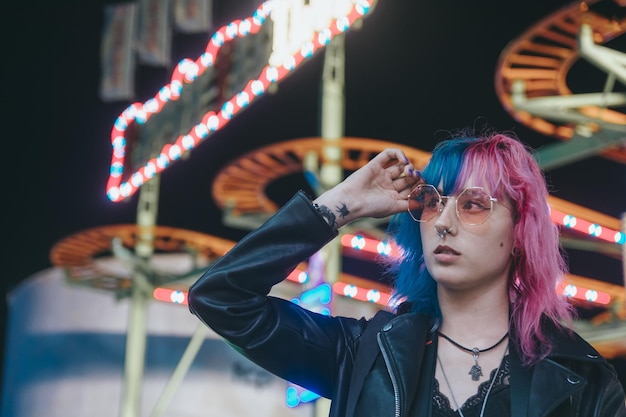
left=385, top=313, right=597, bottom=417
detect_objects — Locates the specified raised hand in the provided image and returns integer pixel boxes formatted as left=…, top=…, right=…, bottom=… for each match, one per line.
left=313, top=148, right=423, bottom=229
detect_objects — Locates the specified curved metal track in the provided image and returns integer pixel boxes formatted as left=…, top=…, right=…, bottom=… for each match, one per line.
left=50, top=224, right=235, bottom=293
left=211, top=136, right=432, bottom=216
left=495, top=0, right=626, bottom=164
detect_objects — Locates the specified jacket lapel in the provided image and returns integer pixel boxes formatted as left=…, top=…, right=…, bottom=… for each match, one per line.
left=510, top=322, right=598, bottom=417
left=345, top=310, right=394, bottom=417
left=378, top=313, right=433, bottom=414
left=529, top=359, right=586, bottom=416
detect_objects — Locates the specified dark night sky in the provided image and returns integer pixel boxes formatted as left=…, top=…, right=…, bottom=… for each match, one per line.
left=2, top=0, right=625, bottom=396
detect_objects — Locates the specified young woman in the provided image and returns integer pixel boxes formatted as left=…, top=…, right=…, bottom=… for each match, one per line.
left=188, top=130, right=626, bottom=416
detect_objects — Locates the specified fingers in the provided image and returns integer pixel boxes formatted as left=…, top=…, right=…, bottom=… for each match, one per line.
left=379, top=148, right=410, bottom=169
left=393, top=169, right=421, bottom=195
left=381, top=149, right=422, bottom=194
left=367, top=148, right=423, bottom=195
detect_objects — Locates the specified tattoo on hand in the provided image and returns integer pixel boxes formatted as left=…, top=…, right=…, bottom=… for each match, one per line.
left=336, top=202, right=350, bottom=219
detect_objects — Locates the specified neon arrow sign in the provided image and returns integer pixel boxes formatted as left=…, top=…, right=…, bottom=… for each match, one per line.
left=106, top=0, right=377, bottom=202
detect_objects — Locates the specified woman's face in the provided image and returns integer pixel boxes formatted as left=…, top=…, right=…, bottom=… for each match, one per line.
left=419, top=180, right=516, bottom=292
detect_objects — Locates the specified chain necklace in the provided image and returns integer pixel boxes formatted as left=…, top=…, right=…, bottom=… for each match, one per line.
left=436, top=345, right=507, bottom=417
left=437, top=331, right=509, bottom=381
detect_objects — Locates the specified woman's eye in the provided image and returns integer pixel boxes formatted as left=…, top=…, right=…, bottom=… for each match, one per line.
left=461, top=199, right=486, bottom=211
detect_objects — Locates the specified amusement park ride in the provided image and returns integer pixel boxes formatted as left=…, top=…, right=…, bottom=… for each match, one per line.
left=49, top=0, right=625, bottom=416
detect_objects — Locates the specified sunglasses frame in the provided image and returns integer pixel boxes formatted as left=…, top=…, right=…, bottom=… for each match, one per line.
left=407, top=184, right=498, bottom=226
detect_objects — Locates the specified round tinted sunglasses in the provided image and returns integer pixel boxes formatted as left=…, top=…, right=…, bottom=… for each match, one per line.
left=407, top=184, right=501, bottom=225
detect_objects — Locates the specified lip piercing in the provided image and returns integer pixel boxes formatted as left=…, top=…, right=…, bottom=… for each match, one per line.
left=436, top=227, right=452, bottom=239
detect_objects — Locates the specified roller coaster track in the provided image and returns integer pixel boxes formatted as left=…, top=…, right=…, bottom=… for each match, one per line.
left=50, top=224, right=235, bottom=295
left=495, top=0, right=626, bottom=168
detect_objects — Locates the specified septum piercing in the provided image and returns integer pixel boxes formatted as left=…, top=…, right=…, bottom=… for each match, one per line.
left=435, top=227, right=451, bottom=239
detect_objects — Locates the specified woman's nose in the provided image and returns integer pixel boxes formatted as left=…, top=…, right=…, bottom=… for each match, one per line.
left=433, top=199, right=457, bottom=228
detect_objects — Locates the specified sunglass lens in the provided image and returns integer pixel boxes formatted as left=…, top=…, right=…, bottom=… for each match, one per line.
left=408, top=185, right=440, bottom=222
left=457, top=188, right=492, bottom=224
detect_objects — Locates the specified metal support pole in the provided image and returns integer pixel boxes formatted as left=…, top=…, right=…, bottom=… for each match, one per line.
left=319, top=33, right=345, bottom=190
left=314, top=33, right=346, bottom=417
left=120, top=176, right=161, bottom=417
left=149, top=324, right=209, bottom=417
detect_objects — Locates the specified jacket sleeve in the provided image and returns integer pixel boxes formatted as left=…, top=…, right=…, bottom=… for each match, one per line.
left=187, top=191, right=367, bottom=398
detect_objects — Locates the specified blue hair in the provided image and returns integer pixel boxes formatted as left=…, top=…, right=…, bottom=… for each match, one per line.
left=386, top=136, right=479, bottom=317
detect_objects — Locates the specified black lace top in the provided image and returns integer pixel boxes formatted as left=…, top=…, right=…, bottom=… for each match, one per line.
left=432, top=355, right=510, bottom=417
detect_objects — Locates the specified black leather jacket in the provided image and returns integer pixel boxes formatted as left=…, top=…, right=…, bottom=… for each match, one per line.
left=188, top=191, right=626, bottom=417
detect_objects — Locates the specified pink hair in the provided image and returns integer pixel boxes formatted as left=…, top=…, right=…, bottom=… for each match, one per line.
left=456, top=132, right=574, bottom=365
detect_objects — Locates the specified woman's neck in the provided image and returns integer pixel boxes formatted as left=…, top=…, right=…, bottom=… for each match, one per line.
left=437, top=282, right=510, bottom=338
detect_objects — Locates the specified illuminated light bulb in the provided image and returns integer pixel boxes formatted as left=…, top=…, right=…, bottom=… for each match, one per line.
left=114, top=118, right=128, bottom=131
left=283, top=55, right=296, bottom=71
left=377, top=241, right=392, bottom=256
left=211, top=31, right=225, bottom=47
left=563, top=284, right=577, bottom=298
left=158, top=86, right=172, bottom=101
left=252, top=11, right=265, bottom=26
left=170, top=80, right=183, bottom=97
left=297, top=271, right=308, bottom=283
left=588, top=224, right=602, bottom=237
left=144, top=162, right=157, bottom=178
left=350, top=235, right=366, bottom=250
left=585, top=289, right=598, bottom=302
left=336, top=16, right=350, bottom=32
left=238, top=19, right=252, bottom=35
left=615, top=232, right=625, bottom=244
left=113, top=145, right=125, bottom=158
left=200, top=52, right=213, bottom=67
left=563, top=215, right=576, bottom=228
left=318, top=28, right=331, bottom=45
left=156, top=153, right=169, bottom=169
left=366, top=289, right=380, bottom=303
left=135, top=109, right=147, bottom=124
left=107, top=188, right=120, bottom=202
left=123, top=104, right=138, bottom=118
left=176, top=59, right=189, bottom=72
left=181, top=135, right=195, bottom=149
left=170, top=291, right=185, bottom=304
left=265, top=67, right=279, bottom=82
left=120, top=182, right=132, bottom=197
left=110, top=162, right=124, bottom=176
left=176, top=59, right=196, bottom=82
left=205, top=119, right=219, bottom=133
left=184, top=67, right=198, bottom=82
left=343, top=284, right=358, bottom=298
left=143, top=98, right=157, bottom=113
left=221, top=101, right=234, bottom=119
left=168, top=145, right=182, bottom=160
left=236, top=91, right=250, bottom=107
left=194, top=123, right=209, bottom=138
left=356, top=1, right=371, bottom=15
left=130, top=173, right=144, bottom=187
left=179, top=59, right=199, bottom=82
left=251, top=80, right=265, bottom=95
left=225, top=22, right=238, bottom=39
left=300, top=41, right=314, bottom=58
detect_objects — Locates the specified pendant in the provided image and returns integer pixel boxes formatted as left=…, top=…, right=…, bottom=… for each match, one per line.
left=469, top=363, right=483, bottom=381
left=469, top=348, right=483, bottom=381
